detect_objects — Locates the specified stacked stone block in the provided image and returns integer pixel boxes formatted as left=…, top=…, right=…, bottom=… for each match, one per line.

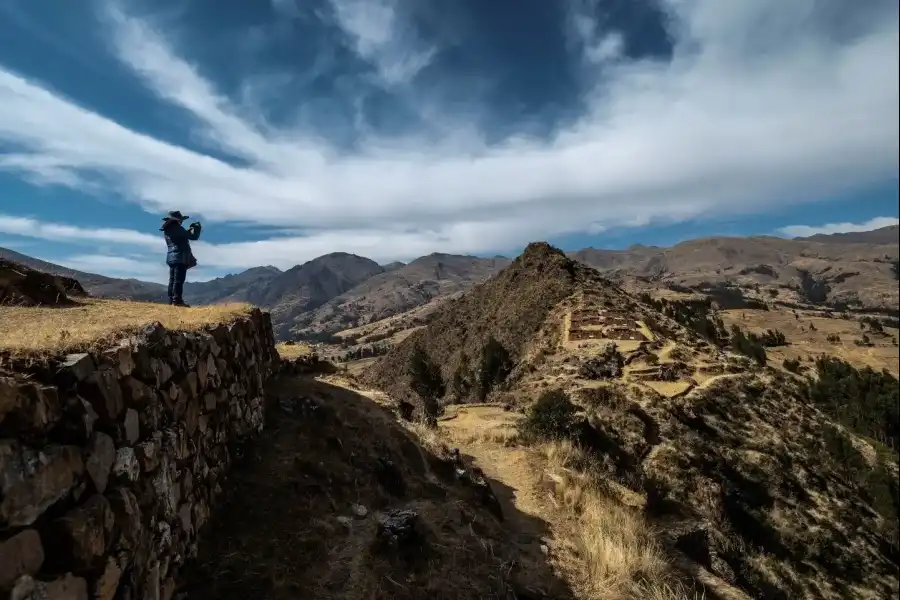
left=0, top=309, right=278, bottom=599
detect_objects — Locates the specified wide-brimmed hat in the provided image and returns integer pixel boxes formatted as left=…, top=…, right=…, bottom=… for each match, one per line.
left=162, top=210, right=190, bottom=221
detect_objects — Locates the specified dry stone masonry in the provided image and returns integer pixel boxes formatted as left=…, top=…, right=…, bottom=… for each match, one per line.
left=0, top=309, right=279, bottom=600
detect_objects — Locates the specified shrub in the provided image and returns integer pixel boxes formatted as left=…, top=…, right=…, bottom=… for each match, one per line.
left=782, top=358, right=802, bottom=373
left=408, top=347, right=445, bottom=425
left=476, top=336, right=512, bottom=401
left=520, top=389, right=579, bottom=441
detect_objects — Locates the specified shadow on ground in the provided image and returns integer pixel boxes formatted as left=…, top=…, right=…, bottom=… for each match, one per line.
left=177, top=377, right=573, bottom=600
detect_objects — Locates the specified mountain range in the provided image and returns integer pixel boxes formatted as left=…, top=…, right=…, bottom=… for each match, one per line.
left=1, top=225, right=896, bottom=339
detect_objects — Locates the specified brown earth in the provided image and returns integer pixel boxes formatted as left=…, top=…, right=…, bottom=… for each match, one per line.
left=179, top=375, right=574, bottom=600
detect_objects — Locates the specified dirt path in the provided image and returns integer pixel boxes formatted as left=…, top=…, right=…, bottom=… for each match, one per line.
left=439, top=406, right=550, bottom=545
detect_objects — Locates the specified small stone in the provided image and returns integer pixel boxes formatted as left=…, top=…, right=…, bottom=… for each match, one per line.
left=192, top=499, right=210, bottom=533
left=0, top=529, right=44, bottom=589
left=0, top=442, right=84, bottom=527
left=376, top=509, right=420, bottom=548
left=102, top=346, right=134, bottom=378
left=135, top=434, right=161, bottom=472
left=111, top=447, right=140, bottom=483
left=540, top=543, right=550, bottom=555
left=58, top=353, right=96, bottom=386
left=177, top=503, right=192, bottom=535
left=84, top=432, right=115, bottom=494
left=122, top=376, right=156, bottom=408
left=152, top=456, right=179, bottom=521
left=124, top=409, right=140, bottom=444
left=0, top=380, right=62, bottom=436
left=142, top=561, right=161, bottom=600
left=184, top=373, right=198, bottom=399
left=351, top=504, right=368, bottom=519
left=336, top=516, right=353, bottom=527
left=150, top=359, right=174, bottom=387
left=93, top=557, right=123, bottom=600
left=55, top=494, right=114, bottom=569
left=180, top=470, right=194, bottom=499
left=107, top=487, right=143, bottom=551
left=161, top=577, right=177, bottom=600
left=81, top=368, right=124, bottom=422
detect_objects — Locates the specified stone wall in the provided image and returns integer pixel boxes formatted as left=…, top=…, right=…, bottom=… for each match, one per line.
left=0, top=309, right=279, bottom=599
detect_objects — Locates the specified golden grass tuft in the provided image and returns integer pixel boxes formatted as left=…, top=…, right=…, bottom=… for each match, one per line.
left=542, top=440, right=698, bottom=600
left=275, top=342, right=313, bottom=359
left=0, top=298, right=251, bottom=355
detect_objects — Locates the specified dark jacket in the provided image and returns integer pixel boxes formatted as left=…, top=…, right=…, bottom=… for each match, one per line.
left=161, top=220, right=201, bottom=267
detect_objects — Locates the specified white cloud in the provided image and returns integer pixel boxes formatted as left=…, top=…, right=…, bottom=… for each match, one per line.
left=0, top=0, right=897, bottom=272
left=778, top=216, right=899, bottom=238
left=0, top=214, right=161, bottom=249
left=326, top=0, right=436, bottom=87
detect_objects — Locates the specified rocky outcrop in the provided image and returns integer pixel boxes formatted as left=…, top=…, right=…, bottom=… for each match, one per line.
left=0, top=309, right=278, bottom=599
left=0, top=258, right=86, bottom=307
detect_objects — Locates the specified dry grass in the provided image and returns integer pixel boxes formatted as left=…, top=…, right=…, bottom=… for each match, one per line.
left=542, top=441, right=698, bottom=600
left=275, top=342, right=312, bottom=359
left=720, top=307, right=899, bottom=375
left=0, top=298, right=251, bottom=355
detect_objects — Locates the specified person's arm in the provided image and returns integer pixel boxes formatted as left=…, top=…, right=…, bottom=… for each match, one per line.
left=186, top=222, right=202, bottom=241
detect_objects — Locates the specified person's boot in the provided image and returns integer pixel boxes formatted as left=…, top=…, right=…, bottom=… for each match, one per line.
left=172, top=299, right=191, bottom=308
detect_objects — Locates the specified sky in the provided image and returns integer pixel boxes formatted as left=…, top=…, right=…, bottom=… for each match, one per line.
left=0, top=0, right=898, bottom=283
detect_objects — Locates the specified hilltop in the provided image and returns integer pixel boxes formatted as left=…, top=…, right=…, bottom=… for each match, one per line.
left=360, top=241, right=899, bottom=600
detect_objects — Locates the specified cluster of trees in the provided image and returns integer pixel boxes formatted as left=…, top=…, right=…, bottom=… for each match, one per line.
left=806, top=357, right=899, bottom=450
left=335, top=343, right=390, bottom=362
left=729, top=324, right=767, bottom=365
left=639, top=294, right=727, bottom=344
left=820, top=424, right=898, bottom=550
left=408, top=336, right=514, bottom=424
left=757, top=328, right=788, bottom=347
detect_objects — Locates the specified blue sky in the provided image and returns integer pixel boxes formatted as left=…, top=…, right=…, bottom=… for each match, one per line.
left=0, top=0, right=897, bottom=282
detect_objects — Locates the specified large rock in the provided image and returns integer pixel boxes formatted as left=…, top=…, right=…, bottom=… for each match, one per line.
left=84, top=432, right=115, bottom=494
left=9, top=573, right=88, bottom=600
left=107, top=487, right=143, bottom=552
left=0, top=379, right=62, bottom=436
left=0, top=442, right=84, bottom=527
left=80, top=369, right=124, bottom=422
left=0, top=529, right=44, bottom=589
left=55, top=494, right=115, bottom=569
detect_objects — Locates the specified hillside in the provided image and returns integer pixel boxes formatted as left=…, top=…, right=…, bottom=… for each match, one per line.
left=290, top=254, right=510, bottom=337
left=360, top=242, right=899, bottom=600
left=797, top=224, right=899, bottom=244
left=364, top=243, right=626, bottom=405
left=571, top=234, right=899, bottom=313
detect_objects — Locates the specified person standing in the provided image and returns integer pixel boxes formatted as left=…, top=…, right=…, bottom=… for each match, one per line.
left=160, top=211, right=202, bottom=307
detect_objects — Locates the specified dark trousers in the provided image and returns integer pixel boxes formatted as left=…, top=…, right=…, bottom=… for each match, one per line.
left=167, top=264, right=187, bottom=302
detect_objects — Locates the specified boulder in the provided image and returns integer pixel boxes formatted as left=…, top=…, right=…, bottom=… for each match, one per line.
left=84, top=432, right=115, bottom=494
left=0, top=442, right=84, bottom=527
left=0, top=529, right=44, bottom=589
left=55, top=494, right=115, bottom=569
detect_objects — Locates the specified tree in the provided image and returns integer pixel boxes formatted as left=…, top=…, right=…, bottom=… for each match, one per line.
left=476, top=336, right=512, bottom=401
left=408, top=347, right=445, bottom=427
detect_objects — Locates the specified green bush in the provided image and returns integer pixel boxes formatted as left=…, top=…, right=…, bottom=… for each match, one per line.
left=520, top=389, right=579, bottom=440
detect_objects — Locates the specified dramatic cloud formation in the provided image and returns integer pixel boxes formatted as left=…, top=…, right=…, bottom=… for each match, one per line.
left=0, top=0, right=897, bottom=276
left=778, top=216, right=899, bottom=238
